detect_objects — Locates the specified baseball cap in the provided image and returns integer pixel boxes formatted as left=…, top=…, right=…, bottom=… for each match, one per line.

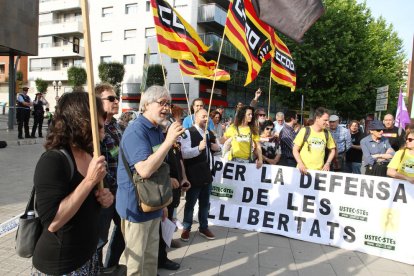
left=329, top=115, right=339, bottom=122
left=369, top=119, right=385, bottom=130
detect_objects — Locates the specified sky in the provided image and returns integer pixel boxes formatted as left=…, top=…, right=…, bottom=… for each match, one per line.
left=358, top=0, right=413, bottom=60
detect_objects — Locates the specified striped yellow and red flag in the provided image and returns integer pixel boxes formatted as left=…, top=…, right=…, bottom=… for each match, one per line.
left=224, top=0, right=273, bottom=86
left=151, top=0, right=209, bottom=63
left=179, top=55, right=231, bottom=81
left=271, top=33, right=296, bottom=91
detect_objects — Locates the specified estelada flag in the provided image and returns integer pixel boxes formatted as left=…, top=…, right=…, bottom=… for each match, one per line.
left=224, top=0, right=273, bottom=86
left=271, top=33, right=296, bottom=91
left=179, top=56, right=231, bottom=81
left=151, top=0, right=209, bottom=63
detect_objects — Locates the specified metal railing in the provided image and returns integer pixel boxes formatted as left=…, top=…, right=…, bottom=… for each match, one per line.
left=199, top=33, right=244, bottom=62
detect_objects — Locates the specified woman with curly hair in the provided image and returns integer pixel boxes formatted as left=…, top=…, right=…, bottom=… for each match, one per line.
left=221, top=105, right=263, bottom=168
left=32, top=92, right=113, bottom=275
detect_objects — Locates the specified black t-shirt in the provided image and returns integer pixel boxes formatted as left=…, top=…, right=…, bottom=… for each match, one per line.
left=32, top=149, right=101, bottom=275
left=382, top=126, right=405, bottom=152
left=346, top=132, right=364, bottom=162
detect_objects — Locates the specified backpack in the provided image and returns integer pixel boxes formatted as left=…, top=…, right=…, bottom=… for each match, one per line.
left=299, top=126, right=330, bottom=152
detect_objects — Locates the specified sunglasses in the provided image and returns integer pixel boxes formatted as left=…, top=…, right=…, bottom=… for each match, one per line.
left=156, top=100, right=172, bottom=108
left=265, top=127, right=274, bottom=131
left=102, top=96, right=119, bottom=102
left=407, top=138, right=414, bottom=142
left=258, top=114, right=266, bottom=117
left=373, top=129, right=383, bottom=132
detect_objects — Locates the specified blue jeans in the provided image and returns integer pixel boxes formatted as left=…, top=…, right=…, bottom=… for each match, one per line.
left=183, top=183, right=212, bottom=231
left=97, top=202, right=125, bottom=268
left=345, top=162, right=362, bottom=174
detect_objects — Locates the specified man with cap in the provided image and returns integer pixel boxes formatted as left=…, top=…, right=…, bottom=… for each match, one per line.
left=329, top=114, right=351, bottom=172
left=360, top=119, right=394, bottom=176
left=16, top=86, right=32, bottom=139
left=31, top=92, right=48, bottom=138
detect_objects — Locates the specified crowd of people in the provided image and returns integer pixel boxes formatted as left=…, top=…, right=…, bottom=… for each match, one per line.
left=30, top=84, right=413, bottom=276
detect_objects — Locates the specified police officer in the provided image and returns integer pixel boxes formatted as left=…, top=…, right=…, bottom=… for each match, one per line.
left=16, top=86, right=32, bottom=139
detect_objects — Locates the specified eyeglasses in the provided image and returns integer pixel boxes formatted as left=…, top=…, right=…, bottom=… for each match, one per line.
left=102, top=96, right=119, bottom=102
left=156, top=100, right=172, bottom=108
left=265, top=127, right=274, bottom=131
left=407, top=138, right=414, bottom=142
left=258, top=114, right=266, bottom=117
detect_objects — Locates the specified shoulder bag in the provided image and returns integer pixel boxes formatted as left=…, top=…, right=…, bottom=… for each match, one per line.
left=15, top=148, right=74, bottom=258
left=120, top=147, right=172, bottom=212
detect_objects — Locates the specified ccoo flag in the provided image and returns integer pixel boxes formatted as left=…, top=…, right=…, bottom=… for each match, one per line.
left=150, top=0, right=209, bottom=63
left=179, top=57, right=231, bottom=81
left=251, top=0, right=325, bottom=43
left=224, top=0, right=273, bottom=86
left=395, top=89, right=411, bottom=129
left=271, top=33, right=296, bottom=91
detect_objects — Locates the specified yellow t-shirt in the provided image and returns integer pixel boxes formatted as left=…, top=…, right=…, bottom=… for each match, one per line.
left=224, top=125, right=259, bottom=160
left=388, top=149, right=414, bottom=177
left=293, top=127, right=336, bottom=170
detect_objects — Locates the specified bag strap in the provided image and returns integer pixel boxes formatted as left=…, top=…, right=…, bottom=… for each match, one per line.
left=119, top=146, right=135, bottom=184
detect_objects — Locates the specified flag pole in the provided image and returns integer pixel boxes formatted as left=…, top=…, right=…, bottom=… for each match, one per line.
left=205, top=31, right=226, bottom=133
left=157, top=45, right=168, bottom=88
left=267, top=73, right=272, bottom=118
left=179, top=69, right=192, bottom=117
left=81, top=0, right=102, bottom=189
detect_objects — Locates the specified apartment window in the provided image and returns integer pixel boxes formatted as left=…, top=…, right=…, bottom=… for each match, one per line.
left=169, top=83, right=189, bottom=95
left=145, top=27, right=155, bottom=38
left=101, top=32, right=112, bottom=42
left=30, top=58, right=52, bottom=71
left=125, top=3, right=138, bottom=14
left=123, top=54, right=136, bottom=65
left=74, top=59, right=83, bottom=67
left=102, top=7, right=113, bottom=17
left=124, top=29, right=137, bottom=40
left=173, top=0, right=187, bottom=7
left=63, top=59, right=70, bottom=68
left=100, top=56, right=112, bottom=63
left=145, top=53, right=158, bottom=65
left=0, top=64, right=5, bottom=74
left=146, top=1, right=151, bottom=11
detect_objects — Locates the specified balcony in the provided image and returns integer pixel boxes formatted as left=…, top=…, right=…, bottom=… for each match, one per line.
left=198, top=4, right=227, bottom=31
left=39, top=43, right=85, bottom=58
left=29, top=66, right=69, bottom=81
left=39, top=0, right=81, bottom=13
left=39, top=19, right=83, bottom=36
left=200, top=33, right=244, bottom=63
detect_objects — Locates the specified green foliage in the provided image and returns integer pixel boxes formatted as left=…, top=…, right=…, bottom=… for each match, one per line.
left=16, top=71, right=23, bottom=81
left=98, top=62, right=125, bottom=96
left=146, top=64, right=167, bottom=87
left=67, top=66, right=87, bottom=91
left=35, top=78, right=48, bottom=93
left=263, top=0, right=405, bottom=119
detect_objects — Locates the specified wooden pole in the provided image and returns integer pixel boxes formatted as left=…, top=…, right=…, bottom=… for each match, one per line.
left=268, top=74, right=272, bottom=118
left=81, top=0, right=102, bottom=189
left=205, top=31, right=226, bottom=133
left=179, top=69, right=192, bottom=117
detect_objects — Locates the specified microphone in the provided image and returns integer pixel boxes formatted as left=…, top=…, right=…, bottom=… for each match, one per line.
left=168, top=117, right=187, bottom=139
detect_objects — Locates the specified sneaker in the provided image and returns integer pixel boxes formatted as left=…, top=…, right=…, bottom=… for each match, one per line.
left=180, top=229, right=190, bottom=242
left=199, top=228, right=215, bottom=240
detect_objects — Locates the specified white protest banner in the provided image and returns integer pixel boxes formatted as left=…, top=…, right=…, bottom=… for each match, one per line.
left=209, top=158, right=414, bottom=264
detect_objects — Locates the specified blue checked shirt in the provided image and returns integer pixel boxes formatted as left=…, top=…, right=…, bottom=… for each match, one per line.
left=330, top=126, right=352, bottom=154
left=279, top=124, right=297, bottom=159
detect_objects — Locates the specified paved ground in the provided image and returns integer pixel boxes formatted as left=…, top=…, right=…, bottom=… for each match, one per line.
left=1, top=113, right=414, bottom=275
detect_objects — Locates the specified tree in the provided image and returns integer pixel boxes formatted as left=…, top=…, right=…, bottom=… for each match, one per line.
left=98, top=62, right=125, bottom=96
left=35, top=78, right=48, bottom=93
left=67, top=66, right=87, bottom=91
left=146, top=64, right=167, bottom=87
left=260, top=0, right=405, bottom=119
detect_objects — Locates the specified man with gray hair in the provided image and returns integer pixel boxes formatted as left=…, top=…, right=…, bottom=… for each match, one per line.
left=329, top=114, right=351, bottom=172
left=273, top=112, right=285, bottom=135
left=116, top=85, right=185, bottom=275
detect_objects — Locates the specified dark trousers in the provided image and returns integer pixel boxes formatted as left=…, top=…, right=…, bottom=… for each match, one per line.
left=280, top=157, right=297, bottom=167
left=97, top=202, right=125, bottom=268
left=31, top=115, right=44, bottom=137
left=183, top=183, right=212, bottom=231
left=158, top=190, right=179, bottom=264
left=16, top=109, right=30, bottom=138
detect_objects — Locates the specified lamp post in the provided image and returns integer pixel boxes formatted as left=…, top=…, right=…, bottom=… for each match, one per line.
left=52, top=80, right=62, bottom=101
